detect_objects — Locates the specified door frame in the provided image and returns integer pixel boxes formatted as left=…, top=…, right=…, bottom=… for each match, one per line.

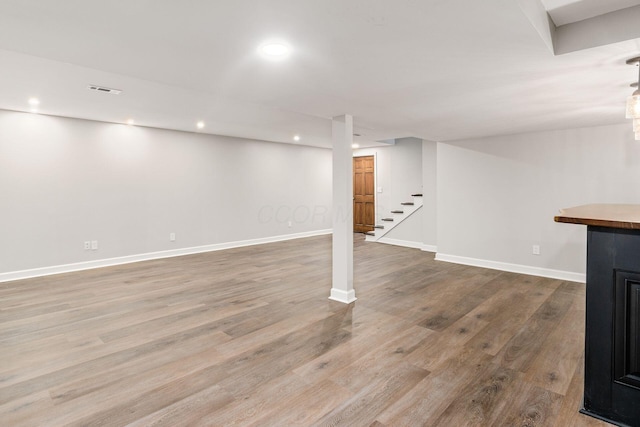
left=352, top=152, right=377, bottom=232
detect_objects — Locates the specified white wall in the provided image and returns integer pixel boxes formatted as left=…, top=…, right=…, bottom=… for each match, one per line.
left=0, top=110, right=332, bottom=276
left=436, top=123, right=640, bottom=279
left=10, top=110, right=632, bottom=283
left=422, top=139, right=437, bottom=250
left=385, top=208, right=423, bottom=243
left=378, top=138, right=437, bottom=251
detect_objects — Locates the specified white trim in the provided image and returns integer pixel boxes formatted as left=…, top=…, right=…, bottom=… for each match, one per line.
left=434, top=253, right=585, bottom=283
left=329, top=288, right=357, bottom=304
left=0, top=229, right=332, bottom=283
left=353, top=152, right=378, bottom=228
left=376, top=237, right=423, bottom=250
left=421, top=244, right=437, bottom=253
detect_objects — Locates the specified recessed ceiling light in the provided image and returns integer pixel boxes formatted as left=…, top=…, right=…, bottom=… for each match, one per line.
left=352, top=143, right=360, bottom=149
left=197, top=121, right=205, bottom=129
left=126, top=119, right=135, bottom=125
left=293, top=134, right=300, bottom=141
left=28, top=97, right=40, bottom=106
left=258, top=41, right=292, bottom=60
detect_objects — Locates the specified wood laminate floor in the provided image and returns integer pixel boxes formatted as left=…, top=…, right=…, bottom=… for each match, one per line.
left=0, top=234, right=612, bottom=426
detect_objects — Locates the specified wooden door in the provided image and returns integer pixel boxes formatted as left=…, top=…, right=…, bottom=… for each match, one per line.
left=353, top=156, right=375, bottom=233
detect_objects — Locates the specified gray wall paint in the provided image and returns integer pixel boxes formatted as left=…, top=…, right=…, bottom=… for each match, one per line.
left=422, top=140, right=437, bottom=248
left=437, top=123, right=640, bottom=275
left=385, top=138, right=437, bottom=249
left=8, top=109, right=633, bottom=279
left=0, top=110, right=332, bottom=274
left=385, top=207, right=423, bottom=242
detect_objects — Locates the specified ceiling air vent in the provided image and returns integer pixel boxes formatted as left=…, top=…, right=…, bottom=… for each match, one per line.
left=87, top=85, right=122, bottom=95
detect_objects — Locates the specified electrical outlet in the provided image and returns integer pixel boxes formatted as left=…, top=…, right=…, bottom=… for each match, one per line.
left=532, top=244, right=540, bottom=255
left=91, top=240, right=98, bottom=251
left=170, top=232, right=176, bottom=241
left=287, top=221, right=292, bottom=228
left=84, top=241, right=91, bottom=250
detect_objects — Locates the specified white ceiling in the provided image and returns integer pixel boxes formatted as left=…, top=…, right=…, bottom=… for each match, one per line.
left=0, top=0, right=639, bottom=148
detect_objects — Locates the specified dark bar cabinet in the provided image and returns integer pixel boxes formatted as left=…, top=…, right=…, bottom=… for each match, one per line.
left=556, top=204, right=640, bottom=427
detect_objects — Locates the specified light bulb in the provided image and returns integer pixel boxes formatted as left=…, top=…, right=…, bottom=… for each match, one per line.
left=627, top=91, right=640, bottom=119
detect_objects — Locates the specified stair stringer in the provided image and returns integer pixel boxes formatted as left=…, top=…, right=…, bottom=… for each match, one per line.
left=365, top=196, right=423, bottom=242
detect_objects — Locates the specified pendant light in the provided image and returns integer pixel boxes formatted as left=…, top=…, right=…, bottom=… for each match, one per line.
left=626, top=57, right=640, bottom=119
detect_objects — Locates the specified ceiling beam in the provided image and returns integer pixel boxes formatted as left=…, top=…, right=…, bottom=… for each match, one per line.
left=554, top=5, right=640, bottom=55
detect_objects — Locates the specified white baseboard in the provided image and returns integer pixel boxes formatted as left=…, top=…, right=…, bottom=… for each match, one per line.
left=0, top=229, right=332, bottom=283
left=434, top=253, right=585, bottom=283
left=367, top=238, right=436, bottom=253
left=376, top=237, right=423, bottom=250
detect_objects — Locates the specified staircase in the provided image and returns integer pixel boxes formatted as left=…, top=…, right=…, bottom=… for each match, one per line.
left=365, top=194, right=423, bottom=242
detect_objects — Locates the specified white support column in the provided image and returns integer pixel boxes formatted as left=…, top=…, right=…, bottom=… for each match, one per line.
left=330, top=114, right=356, bottom=304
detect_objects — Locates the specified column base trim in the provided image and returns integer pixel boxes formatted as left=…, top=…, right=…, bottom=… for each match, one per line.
left=329, top=288, right=357, bottom=304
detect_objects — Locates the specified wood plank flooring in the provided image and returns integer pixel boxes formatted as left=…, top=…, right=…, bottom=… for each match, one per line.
left=0, top=234, right=612, bottom=426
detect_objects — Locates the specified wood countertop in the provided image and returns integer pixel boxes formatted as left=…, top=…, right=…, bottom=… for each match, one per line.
left=554, top=204, right=640, bottom=230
